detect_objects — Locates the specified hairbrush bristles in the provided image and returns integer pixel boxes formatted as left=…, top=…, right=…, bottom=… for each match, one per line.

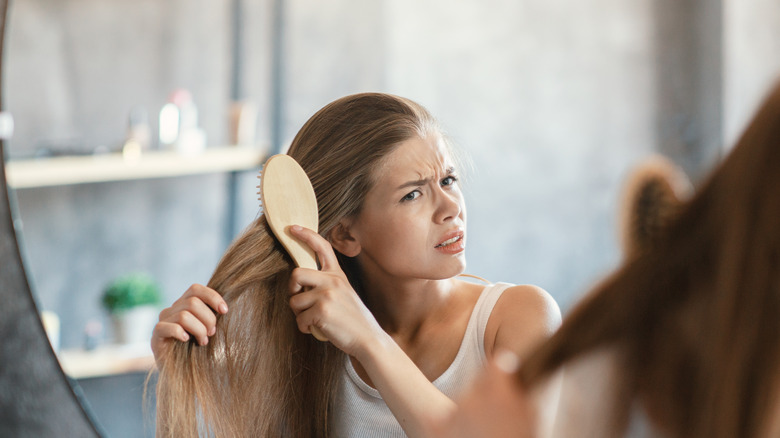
left=618, top=155, right=693, bottom=256
left=257, top=168, right=265, bottom=210
left=257, top=165, right=266, bottom=194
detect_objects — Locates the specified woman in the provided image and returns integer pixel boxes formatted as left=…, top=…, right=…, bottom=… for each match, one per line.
left=152, top=93, right=561, bottom=437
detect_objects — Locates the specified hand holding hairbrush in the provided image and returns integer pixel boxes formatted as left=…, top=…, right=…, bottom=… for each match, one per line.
left=259, top=154, right=328, bottom=342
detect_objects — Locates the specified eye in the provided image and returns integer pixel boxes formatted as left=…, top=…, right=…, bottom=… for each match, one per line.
left=441, top=175, right=458, bottom=187
left=401, top=190, right=421, bottom=202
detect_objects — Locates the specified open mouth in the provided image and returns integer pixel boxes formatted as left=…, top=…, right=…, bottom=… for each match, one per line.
left=435, top=234, right=463, bottom=248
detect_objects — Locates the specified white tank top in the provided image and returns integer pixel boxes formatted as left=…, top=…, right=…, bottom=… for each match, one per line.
left=332, top=282, right=513, bottom=437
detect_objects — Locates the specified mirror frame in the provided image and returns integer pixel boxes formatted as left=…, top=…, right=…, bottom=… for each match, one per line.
left=0, top=0, right=102, bottom=434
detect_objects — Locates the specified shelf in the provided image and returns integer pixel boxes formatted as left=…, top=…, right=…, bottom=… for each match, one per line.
left=57, top=343, right=156, bottom=379
left=5, top=145, right=267, bottom=188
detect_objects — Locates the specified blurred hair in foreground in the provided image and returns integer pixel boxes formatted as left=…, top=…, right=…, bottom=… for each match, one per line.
left=520, top=80, right=780, bottom=438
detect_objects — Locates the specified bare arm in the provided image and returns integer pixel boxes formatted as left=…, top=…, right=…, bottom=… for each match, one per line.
left=486, top=284, right=562, bottom=360
left=353, top=333, right=457, bottom=436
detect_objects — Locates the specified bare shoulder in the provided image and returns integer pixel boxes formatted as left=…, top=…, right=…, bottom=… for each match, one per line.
left=484, top=284, right=562, bottom=359
left=498, top=284, right=561, bottom=331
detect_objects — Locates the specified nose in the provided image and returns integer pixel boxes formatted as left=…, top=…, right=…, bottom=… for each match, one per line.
left=433, top=187, right=463, bottom=224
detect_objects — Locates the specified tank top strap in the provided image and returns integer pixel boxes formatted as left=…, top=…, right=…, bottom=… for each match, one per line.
left=474, top=282, right=514, bottom=362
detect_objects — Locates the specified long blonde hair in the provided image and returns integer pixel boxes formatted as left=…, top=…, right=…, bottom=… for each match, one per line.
left=154, top=93, right=439, bottom=437
left=520, top=81, right=780, bottom=437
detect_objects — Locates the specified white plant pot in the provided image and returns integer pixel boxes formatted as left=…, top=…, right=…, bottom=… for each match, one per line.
left=111, top=305, right=158, bottom=345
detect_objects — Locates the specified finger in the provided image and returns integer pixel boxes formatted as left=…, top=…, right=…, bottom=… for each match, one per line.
left=160, top=296, right=220, bottom=337
left=294, top=304, right=329, bottom=336
left=286, top=281, right=332, bottom=343
left=289, top=267, right=304, bottom=294
left=288, top=289, right=319, bottom=314
left=289, top=225, right=340, bottom=271
left=288, top=267, right=326, bottom=294
left=159, top=284, right=228, bottom=321
left=179, top=296, right=220, bottom=336
left=170, top=310, right=211, bottom=345
left=182, top=284, right=229, bottom=314
left=152, top=321, right=191, bottom=343
left=151, top=322, right=190, bottom=363
left=158, top=306, right=174, bottom=321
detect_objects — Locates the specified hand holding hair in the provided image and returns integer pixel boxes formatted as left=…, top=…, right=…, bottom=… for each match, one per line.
left=151, top=283, right=228, bottom=364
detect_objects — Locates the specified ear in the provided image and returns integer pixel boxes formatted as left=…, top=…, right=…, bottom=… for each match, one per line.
left=328, top=219, right=361, bottom=257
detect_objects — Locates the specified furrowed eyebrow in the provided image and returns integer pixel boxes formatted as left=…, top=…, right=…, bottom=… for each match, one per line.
left=396, top=178, right=429, bottom=191
left=395, top=167, right=455, bottom=191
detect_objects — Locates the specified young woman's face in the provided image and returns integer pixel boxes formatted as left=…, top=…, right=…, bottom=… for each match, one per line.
left=348, top=133, right=467, bottom=281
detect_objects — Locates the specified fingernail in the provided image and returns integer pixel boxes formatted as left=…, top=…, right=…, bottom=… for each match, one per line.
left=208, top=326, right=216, bottom=336
left=201, top=337, right=209, bottom=346
left=219, top=303, right=228, bottom=314
left=181, top=333, right=190, bottom=342
left=494, top=350, right=520, bottom=373
left=291, top=225, right=302, bottom=231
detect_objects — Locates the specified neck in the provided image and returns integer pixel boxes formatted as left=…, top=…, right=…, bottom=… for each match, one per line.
left=359, top=274, right=456, bottom=338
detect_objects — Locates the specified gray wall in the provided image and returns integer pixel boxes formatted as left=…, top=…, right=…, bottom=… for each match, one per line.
left=723, top=0, right=780, bottom=145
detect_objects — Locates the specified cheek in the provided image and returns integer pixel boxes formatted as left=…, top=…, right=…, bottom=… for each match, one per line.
left=386, top=217, right=427, bottom=250
left=364, top=214, right=427, bottom=256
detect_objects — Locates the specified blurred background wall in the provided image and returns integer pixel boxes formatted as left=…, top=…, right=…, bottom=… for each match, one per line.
left=3, top=0, right=780, bottom=436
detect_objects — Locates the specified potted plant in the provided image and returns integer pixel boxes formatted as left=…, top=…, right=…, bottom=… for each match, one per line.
left=101, top=273, right=162, bottom=345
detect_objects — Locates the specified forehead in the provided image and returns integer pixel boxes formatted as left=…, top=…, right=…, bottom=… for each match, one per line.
left=374, top=134, right=452, bottom=181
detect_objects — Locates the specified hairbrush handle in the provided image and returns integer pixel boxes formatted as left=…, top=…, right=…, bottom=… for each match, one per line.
left=260, top=154, right=329, bottom=342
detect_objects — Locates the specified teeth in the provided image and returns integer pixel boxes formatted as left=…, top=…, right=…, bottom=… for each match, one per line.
left=437, top=235, right=461, bottom=247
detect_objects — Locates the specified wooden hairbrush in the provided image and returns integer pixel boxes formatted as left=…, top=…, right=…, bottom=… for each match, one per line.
left=259, top=154, right=328, bottom=342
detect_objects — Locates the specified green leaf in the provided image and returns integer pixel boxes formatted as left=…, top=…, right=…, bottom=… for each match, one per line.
left=101, top=273, right=162, bottom=314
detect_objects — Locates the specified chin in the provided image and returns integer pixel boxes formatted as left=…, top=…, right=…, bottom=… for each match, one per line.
left=401, top=255, right=467, bottom=280
left=438, top=259, right=467, bottom=280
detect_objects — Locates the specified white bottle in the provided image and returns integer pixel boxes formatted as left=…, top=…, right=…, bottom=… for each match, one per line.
left=159, top=89, right=206, bottom=154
